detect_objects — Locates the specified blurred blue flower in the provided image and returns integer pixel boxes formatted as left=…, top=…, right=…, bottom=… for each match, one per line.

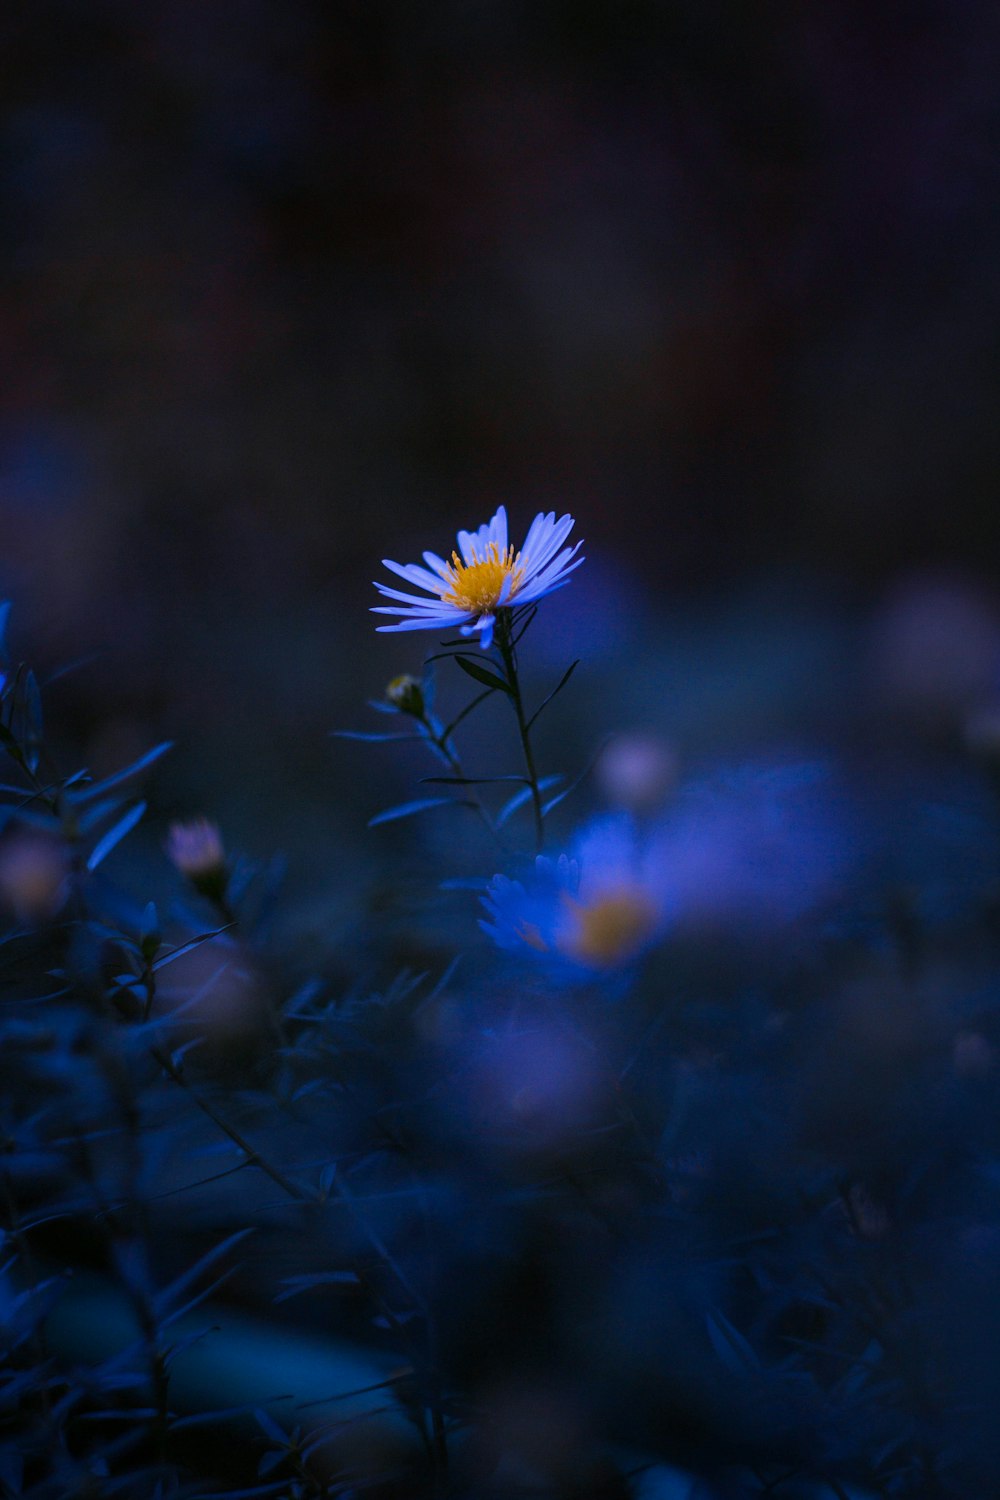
left=480, top=814, right=669, bottom=976
left=372, top=505, right=584, bottom=649
left=654, top=760, right=857, bottom=934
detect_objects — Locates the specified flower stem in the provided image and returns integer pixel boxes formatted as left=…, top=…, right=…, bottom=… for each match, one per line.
left=421, top=712, right=504, bottom=849
left=495, top=609, right=544, bottom=852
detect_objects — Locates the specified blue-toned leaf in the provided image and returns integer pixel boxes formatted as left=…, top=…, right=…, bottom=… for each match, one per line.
left=497, top=774, right=563, bottom=828
left=151, top=926, right=231, bottom=972
left=255, top=1408, right=288, bottom=1445
left=78, top=797, right=126, bottom=833
left=70, top=741, right=173, bottom=803
left=154, top=1229, right=254, bottom=1320
left=368, top=797, right=454, bottom=828
left=86, top=802, right=146, bottom=871
left=331, top=730, right=423, bottom=743
left=706, top=1310, right=761, bottom=1376
left=274, top=1272, right=360, bottom=1304
left=42, top=649, right=103, bottom=687
left=541, top=736, right=611, bottom=817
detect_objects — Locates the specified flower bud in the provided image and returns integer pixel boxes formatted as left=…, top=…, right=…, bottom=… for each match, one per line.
left=166, top=818, right=227, bottom=899
left=596, top=733, right=677, bottom=813
left=385, top=674, right=424, bottom=718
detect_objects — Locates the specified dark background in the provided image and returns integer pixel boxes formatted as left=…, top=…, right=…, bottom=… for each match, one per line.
left=3, top=0, right=1000, bottom=918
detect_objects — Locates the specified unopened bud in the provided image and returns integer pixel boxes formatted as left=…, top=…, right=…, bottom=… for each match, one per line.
left=596, top=733, right=678, bottom=813
left=385, top=674, right=424, bottom=717
left=166, top=818, right=227, bottom=898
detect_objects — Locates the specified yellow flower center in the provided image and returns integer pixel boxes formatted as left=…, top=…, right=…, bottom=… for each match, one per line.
left=442, top=542, right=525, bottom=616
left=558, top=887, right=657, bottom=967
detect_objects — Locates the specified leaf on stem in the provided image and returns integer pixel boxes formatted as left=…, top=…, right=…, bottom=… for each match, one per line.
left=453, top=656, right=511, bottom=694
left=541, top=736, right=612, bottom=817
left=440, top=687, right=497, bottom=741
left=496, top=774, right=563, bottom=828
left=151, top=926, right=233, bottom=972
left=525, top=660, right=580, bottom=732
left=331, top=730, right=424, bottom=743
left=368, top=796, right=455, bottom=827
left=511, top=604, right=538, bottom=645
left=706, top=1310, right=762, bottom=1377
left=70, top=741, right=173, bottom=803
left=420, top=775, right=528, bottom=786
left=86, top=801, right=147, bottom=870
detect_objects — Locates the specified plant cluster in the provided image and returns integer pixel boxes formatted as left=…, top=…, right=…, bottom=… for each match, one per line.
left=3, top=517, right=1000, bottom=1499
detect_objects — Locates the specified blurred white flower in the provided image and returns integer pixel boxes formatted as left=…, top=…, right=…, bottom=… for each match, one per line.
left=166, top=817, right=226, bottom=879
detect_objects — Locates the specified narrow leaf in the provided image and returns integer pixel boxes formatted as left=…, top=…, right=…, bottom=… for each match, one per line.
left=86, top=801, right=147, bottom=870
left=331, top=730, right=423, bottom=743
left=152, top=926, right=232, bottom=972
left=70, top=741, right=173, bottom=803
left=153, top=1229, right=254, bottom=1319
left=542, top=736, right=611, bottom=817
left=368, top=796, right=454, bottom=828
left=453, top=656, right=511, bottom=694
left=511, top=604, right=538, bottom=645
left=706, top=1310, right=761, bottom=1376
left=420, top=775, right=528, bottom=786
left=440, top=686, right=497, bottom=741
left=525, top=660, right=580, bottom=732
left=497, top=774, right=563, bottom=828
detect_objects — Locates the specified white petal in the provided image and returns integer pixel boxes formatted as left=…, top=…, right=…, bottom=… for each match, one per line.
left=530, top=538, right=583, bottom=587
left=374, top=581, right=447, bottom=606
left=518, top=511, right=555, bottom=566
left=376, top=614, right=465, bottom=633
left=371, top=601, right=465, bottom=617
left=382, top=559, right=447, bottom=594
left=523, top=514, right=574, bottom=577
left=487, top=506, right=508, bottom=552
left=517, top=549, right=584, bottom=603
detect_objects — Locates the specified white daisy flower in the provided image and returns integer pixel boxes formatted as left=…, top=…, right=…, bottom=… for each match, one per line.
left=372, top=506, right=583, bottom=650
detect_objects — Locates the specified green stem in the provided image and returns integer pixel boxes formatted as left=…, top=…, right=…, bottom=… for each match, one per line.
left=495, top=610, right=543, bottom=853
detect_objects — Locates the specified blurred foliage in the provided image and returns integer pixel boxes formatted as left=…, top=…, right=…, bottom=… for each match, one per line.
left=4, top=2, right=1000, bottom=1494
left=4, top=578, right=1000, bottom=1496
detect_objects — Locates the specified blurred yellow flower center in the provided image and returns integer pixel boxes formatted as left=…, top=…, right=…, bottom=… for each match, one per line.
left=443, top=543, right=525, bottom=615
left=559, top=887, right=657, bottom=967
